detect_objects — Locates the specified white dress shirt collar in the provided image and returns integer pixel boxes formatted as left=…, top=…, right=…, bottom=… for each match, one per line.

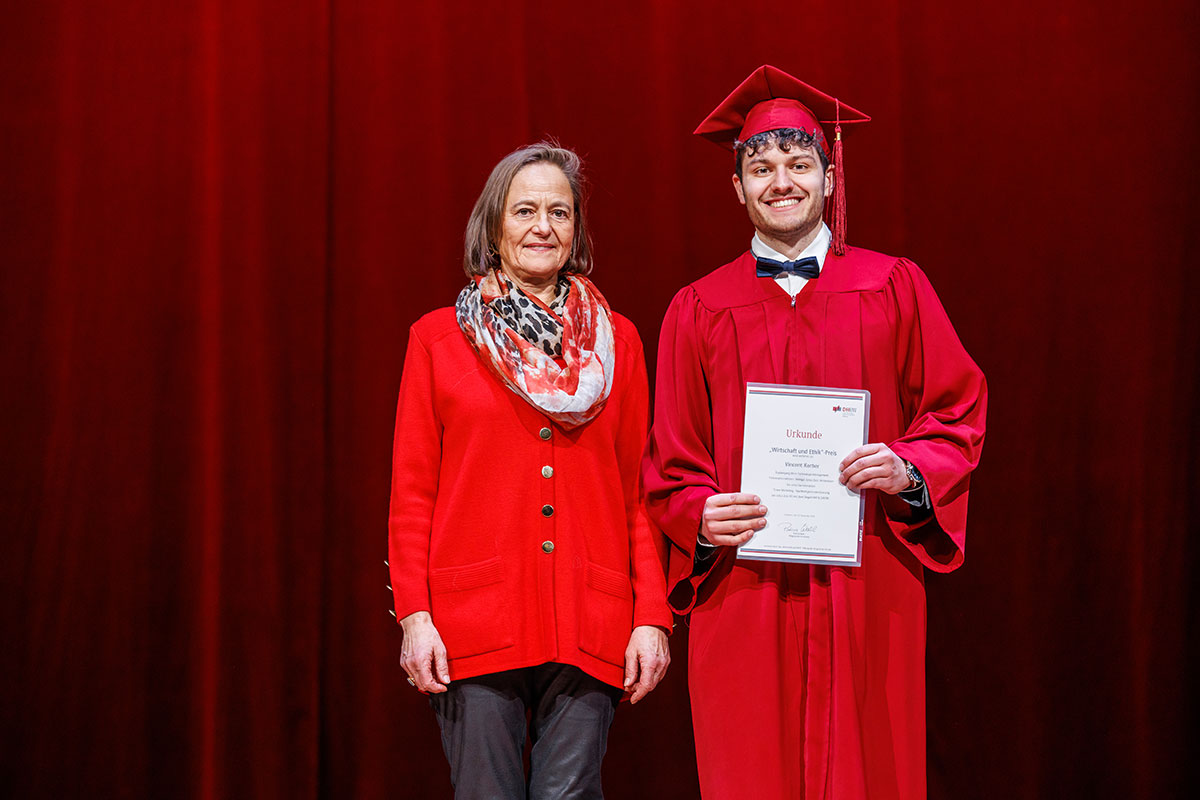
left=750, top=222, right=832, bottom=298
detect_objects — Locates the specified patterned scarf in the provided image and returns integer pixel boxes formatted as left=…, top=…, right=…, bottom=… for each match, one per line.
left=455, top=269, right=615, bottom=428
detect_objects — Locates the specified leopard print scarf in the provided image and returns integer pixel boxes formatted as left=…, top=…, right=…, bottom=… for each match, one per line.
left=481, top=271, right=569, bottom=357
left=455, top=269, right=615, bottom=428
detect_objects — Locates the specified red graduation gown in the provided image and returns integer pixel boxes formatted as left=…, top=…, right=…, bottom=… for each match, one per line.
left=643, top=247, right=986, bottom=800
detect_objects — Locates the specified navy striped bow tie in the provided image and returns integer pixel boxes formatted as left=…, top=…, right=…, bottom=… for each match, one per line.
left=756, top=255, right=820, bottom=279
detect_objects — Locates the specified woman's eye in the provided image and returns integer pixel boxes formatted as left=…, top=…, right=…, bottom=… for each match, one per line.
left=552, top=209, right=569, bottom=219
left=515, top=208, right=533, bottom=217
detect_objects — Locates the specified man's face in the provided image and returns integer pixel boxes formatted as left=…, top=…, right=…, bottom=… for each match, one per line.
left=732, top=142, right=834, bottom=244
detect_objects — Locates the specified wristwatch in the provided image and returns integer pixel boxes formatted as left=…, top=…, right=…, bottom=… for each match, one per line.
left=904, top=460, right=924, bottom=491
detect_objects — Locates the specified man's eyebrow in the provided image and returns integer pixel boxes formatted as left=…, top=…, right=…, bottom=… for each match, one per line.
left=745, top=151, right=817, bottom=165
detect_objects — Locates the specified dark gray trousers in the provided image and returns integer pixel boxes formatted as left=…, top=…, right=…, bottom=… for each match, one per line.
left=430, top=662, right=622, bottom=800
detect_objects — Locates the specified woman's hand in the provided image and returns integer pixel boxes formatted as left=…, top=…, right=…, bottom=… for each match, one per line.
left=623, top=625, right=671, bottom=704
left=399, top=611, right=450, bottom=694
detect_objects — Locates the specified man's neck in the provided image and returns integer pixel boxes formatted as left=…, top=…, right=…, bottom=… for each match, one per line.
left=755, top=225, right=822, bottom=260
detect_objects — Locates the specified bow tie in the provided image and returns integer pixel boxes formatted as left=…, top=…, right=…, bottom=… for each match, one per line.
left=755, top=255, right=820, bottom=279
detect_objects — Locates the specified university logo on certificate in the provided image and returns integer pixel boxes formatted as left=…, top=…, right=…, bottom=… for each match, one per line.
left=738, top=383, right=870, bottom=566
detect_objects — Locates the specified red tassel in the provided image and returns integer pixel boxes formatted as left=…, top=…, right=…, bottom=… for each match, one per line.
left=832, top=122, right=847, bottom=256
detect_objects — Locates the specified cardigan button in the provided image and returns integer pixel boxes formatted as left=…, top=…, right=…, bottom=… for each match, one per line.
left=541, top=466, right=554, bottom=479
left=541, top=540, right=555, bottom=554
left=541, top=504, right=555, bottom=517
left=538, top=427, right=552, bottom=440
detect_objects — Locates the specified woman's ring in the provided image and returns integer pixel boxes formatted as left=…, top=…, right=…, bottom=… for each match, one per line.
left=406, top=677, right=416, bottom=687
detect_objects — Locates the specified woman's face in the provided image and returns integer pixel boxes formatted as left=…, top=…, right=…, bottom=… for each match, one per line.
left=496, top=163, right=575, bottom=291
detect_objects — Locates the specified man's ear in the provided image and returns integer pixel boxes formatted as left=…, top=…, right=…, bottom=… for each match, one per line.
left=732, top=172, right=747, bottom=206
left=824, top=162, right=835, bottom=199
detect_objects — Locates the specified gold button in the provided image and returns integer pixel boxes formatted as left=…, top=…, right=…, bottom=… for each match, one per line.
left=541, top=466, right=554, bottom=479
left=541, top=504, right=554, bottom=517
left=539, top=427, right=552, bottom=440
left=542, top=541, right=555, bottom=554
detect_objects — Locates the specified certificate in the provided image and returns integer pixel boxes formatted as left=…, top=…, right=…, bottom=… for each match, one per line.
left=737, top=383, right=870, bottom=566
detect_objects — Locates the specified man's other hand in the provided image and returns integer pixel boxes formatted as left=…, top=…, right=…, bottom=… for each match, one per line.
left=838, top=443, right=910, bottom=494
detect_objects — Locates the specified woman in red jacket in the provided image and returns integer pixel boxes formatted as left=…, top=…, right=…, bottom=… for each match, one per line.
left=388, top=142, right=672, bottom=799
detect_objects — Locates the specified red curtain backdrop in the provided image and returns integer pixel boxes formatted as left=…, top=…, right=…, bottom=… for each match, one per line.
left=3, top=1, right=1197, bottom=797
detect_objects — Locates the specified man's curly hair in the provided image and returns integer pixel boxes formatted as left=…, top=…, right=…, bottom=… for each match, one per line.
left=734, top=128, right=830, bottom=177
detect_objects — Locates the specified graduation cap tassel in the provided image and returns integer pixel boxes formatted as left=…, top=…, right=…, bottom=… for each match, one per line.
left=832, top=100, right=848, bottom=256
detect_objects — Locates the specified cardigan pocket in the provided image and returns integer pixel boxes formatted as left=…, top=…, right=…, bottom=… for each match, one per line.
left=429, top=557, right=514, bottom=659
left=578, top=561, right=634, bottom=667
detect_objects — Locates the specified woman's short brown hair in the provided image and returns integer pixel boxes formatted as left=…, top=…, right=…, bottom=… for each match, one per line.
left=463, top=141, right=594, bottom=277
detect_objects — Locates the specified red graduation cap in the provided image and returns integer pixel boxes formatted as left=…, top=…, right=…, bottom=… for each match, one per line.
left=694, top=65, right=870, bottom=255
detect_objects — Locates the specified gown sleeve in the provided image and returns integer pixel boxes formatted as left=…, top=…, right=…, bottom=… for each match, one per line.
left=387, top=325, right=443, bottom=620
left=642, top=286, right=722, bottom=614
left=883, top=260, right=988, bottom=572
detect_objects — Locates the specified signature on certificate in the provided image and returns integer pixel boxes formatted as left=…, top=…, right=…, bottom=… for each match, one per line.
left=779, top=521, right=818, bottom=535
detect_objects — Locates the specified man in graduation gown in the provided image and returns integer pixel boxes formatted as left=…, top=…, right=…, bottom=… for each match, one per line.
left=642, top=65, right=987, bottom=800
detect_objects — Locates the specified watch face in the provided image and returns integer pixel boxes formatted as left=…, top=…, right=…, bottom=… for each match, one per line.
left=906, top=463, right=921, bottom=486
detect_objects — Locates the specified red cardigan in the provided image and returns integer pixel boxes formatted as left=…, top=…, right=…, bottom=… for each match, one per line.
left=388, top=307, right=671, bottom=689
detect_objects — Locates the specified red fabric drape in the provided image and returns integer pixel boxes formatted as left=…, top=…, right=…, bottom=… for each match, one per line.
left=2, top=1, right=1196, bottom=798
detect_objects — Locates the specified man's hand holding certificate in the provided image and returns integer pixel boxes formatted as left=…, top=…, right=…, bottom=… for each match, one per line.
left=736, top=384, right=871, bottom=566
left=837, top=443, right=913, bottom=495
left=698, top=492, right=768, bottom=548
